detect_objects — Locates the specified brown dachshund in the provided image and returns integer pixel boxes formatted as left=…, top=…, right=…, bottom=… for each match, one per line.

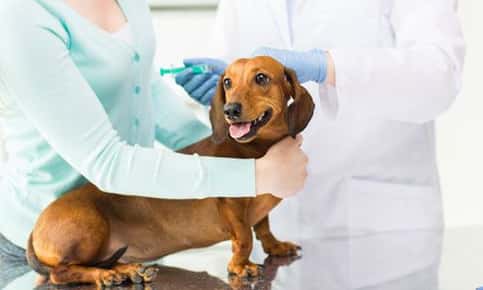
left=26, top=56, right=315, bottom=288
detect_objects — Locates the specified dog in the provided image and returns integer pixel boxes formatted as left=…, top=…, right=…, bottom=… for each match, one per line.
left=26, top=56, right=315, bottom=287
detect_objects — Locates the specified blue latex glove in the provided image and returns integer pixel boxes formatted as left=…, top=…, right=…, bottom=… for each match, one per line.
left=175, top=58, right=227, bottom=105
left=252, top=47, right=327, bottom=84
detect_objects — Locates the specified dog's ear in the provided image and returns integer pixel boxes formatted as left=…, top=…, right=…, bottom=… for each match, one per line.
left=284, top=68, right=315, bottom=137
left=209, top=73, right=228, bottom=144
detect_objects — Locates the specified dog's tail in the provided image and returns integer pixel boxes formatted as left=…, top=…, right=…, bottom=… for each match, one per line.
left=0, top=233, right=31, bottom=289
left=90, top=245, right=128, bottom=269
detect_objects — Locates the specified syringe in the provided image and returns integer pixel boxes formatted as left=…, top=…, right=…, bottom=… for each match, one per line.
left=159, top=64, right=211, bottom=76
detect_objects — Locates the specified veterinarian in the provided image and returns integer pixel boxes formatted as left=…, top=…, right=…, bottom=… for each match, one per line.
left=176, top=0, right=466, bottom=238
left=0, top=0, right=309, bottom=278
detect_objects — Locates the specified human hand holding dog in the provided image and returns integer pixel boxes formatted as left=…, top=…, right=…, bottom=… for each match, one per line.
left=255, top=135, right=308, bottom=198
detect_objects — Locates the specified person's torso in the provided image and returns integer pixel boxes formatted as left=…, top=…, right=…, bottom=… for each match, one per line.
left=219, top=0, right=443, bottom=236
left=0, top=0, right=157, bottom=246
left=227, top=0, right=395, bottom=57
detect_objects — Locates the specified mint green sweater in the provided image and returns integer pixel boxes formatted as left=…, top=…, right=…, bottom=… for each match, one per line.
left=0, top=0, right=255, bottom=247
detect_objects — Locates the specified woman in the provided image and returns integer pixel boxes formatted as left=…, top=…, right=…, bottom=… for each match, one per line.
left=0, top=0, right=308, bottom=264
left=176, top=0, right=466, bottom=238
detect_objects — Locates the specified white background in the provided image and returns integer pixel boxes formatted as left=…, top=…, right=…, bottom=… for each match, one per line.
left=150, top=0, right=483, bottom=228
left=437, top=0, right=483, bottom=227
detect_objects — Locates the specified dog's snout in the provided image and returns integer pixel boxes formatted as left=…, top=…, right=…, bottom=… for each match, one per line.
left=224, top=103, right=242, bottom=120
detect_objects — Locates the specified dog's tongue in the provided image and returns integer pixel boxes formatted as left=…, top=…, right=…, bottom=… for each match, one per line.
left=229, top=122, right=251, bottom=139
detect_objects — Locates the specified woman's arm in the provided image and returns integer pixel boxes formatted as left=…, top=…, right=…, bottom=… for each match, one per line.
left=151, top=74, right=211, bottom=151
left=0, top=2, right=255, bottom=198
left=329, top=0, right=465, bottom=123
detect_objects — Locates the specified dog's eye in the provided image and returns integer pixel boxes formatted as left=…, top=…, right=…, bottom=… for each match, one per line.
left=223, top=78, right=232, bottom=90
left=255, top=73, right=270, bottom=86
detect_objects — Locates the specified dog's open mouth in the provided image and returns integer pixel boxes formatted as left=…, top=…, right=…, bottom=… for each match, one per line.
left=228, top=109, right=273, bottom=141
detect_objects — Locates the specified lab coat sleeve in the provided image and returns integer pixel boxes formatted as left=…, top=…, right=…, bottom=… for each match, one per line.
left=0, top=4, right=255, bottom=198
left=329, top=0, right=465, bottom=123
left=150, top=73, right=212, bottom=151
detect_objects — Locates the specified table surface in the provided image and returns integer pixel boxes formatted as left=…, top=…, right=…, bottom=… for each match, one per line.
left=3, top=227, right=483, bottom=290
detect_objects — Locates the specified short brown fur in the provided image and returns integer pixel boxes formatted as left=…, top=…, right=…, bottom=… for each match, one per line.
left=27, top=56, right=314, bottom=287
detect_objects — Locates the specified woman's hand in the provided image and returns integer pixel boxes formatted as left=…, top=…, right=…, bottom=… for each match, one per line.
left=255, top=135, right=308, bottom=198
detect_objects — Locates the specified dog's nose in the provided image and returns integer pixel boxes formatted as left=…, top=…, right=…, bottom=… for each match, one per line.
left=224, top=103, right=242, bottom=120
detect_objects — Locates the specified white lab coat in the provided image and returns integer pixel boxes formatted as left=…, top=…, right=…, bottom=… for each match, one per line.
left=212, top=0, right=465, bottom=238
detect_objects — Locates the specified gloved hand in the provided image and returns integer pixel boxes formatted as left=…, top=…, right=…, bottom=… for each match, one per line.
left=175, top=58, right=227, bottom=105
left=252, top=47, right=328, bottom=84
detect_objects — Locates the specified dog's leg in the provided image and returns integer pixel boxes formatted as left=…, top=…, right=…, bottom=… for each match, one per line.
left=253, top=216, right=300, bottom=256
left=50, top=265, right=128, bottom=288
left=112, top=263, right=159, bottom=284
left=223, top=207, right=260, bottom=277
left=228, top=225, right=260, bottom=277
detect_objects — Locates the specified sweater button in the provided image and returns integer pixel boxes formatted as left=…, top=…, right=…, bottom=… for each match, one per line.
left=134, top=86, right=141, bottom=94
left=133, top=118, right=140, bottom=127
left=133, top=52, right=140, bottom=62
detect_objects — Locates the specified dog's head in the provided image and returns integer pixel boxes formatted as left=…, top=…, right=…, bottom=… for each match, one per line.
left=209, top=56, right=315, bottom=144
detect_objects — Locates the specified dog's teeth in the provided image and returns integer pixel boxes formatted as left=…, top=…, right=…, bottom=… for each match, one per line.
left=253, top=112, right=266, bottom=125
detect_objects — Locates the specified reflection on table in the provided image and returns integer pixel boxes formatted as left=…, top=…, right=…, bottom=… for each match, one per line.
left=3, top=230, right=442, bottom=290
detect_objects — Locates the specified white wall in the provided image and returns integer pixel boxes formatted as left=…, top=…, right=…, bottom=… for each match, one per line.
left=438, top=0, right=483, bottom=227
left=151, top=0, right=483, bottom=227
left=151, top=10, right=216, bottom=67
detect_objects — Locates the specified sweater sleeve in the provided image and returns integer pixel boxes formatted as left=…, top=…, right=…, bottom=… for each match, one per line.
left=0, top=2, right=255, bottom=198
left=150, top=73, right=212, bottom=151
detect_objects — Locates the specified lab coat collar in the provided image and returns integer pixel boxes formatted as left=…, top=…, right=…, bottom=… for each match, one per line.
left=266, top=0, right=292, bottom=48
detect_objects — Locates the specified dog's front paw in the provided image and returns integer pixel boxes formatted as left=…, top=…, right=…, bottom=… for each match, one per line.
left=264, top=241, right=301, bottom=256
left=228, top=260, right=262, bottom=278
